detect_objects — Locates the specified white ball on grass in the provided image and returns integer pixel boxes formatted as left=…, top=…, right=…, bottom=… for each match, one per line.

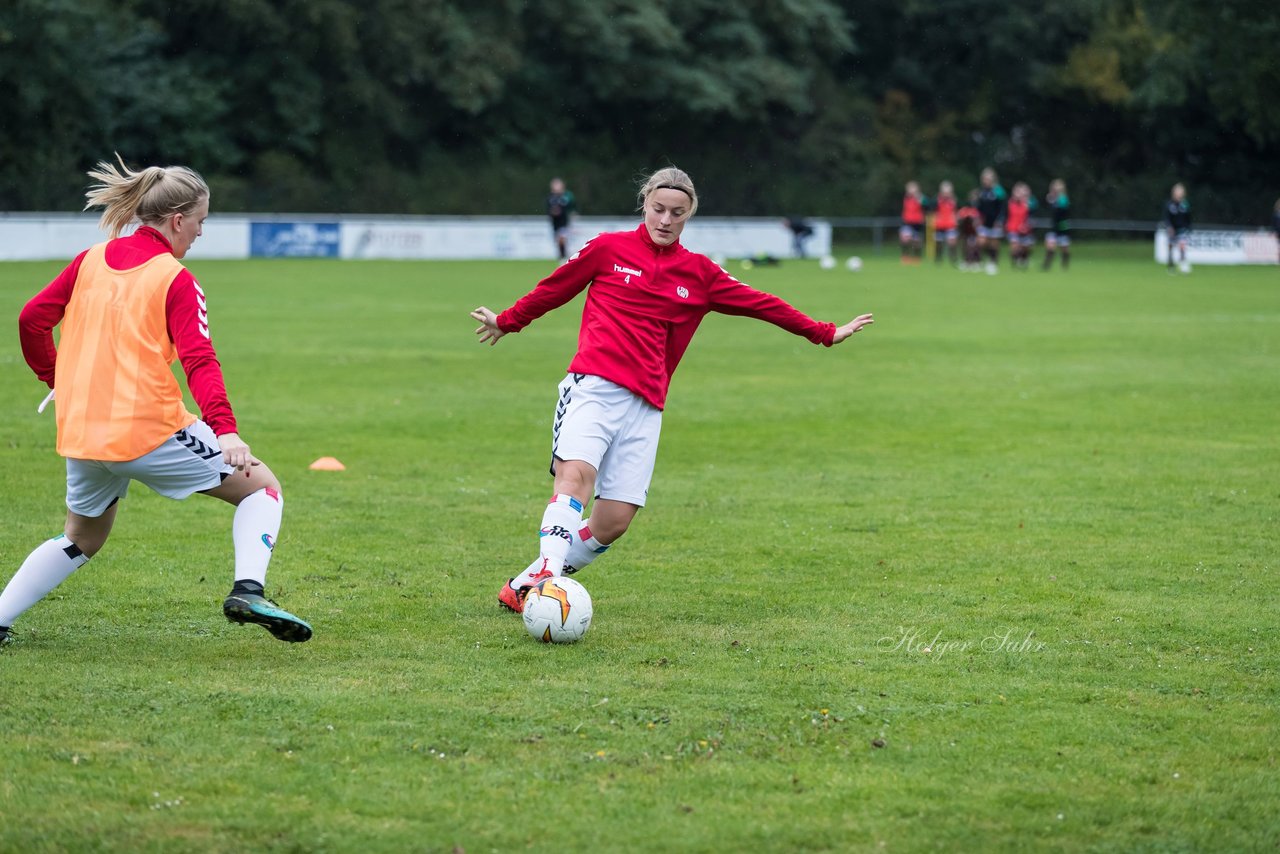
left=819, top=255, right=836, bottom=269
left=846, top=256, right=863, bottom=272
left=523, top=576, right=593, bottom=643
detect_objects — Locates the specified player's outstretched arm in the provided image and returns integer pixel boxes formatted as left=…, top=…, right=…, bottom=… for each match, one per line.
left=471, top=306, right=506, bottom=346
left=832, top=313, right=874, bottom=344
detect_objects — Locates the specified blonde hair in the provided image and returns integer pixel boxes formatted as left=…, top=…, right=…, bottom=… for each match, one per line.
left=637, top=166, right=698, bottom=217
left=84, top=153, right=209, bottom=238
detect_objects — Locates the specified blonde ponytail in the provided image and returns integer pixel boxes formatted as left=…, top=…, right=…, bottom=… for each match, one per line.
left=84, top=153, right=209, bottom=238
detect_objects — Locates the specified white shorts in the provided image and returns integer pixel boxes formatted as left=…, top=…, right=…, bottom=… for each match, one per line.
left=551, top=373, right=661, bottom=507
left=65, top=420, right=233, bottom=517
left=1045, top=232, right=1071, bottom=247
left=978, top=225, right=1004, bottom=239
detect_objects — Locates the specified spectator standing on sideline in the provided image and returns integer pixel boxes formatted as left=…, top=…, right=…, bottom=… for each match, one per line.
left=1163, top=183, right=1192, bottom=274
left=1271, top=198, right=1280, bottom=264
left=785, top=217, right=815, bottom=258
left=547, top=177, right=576, bottom=263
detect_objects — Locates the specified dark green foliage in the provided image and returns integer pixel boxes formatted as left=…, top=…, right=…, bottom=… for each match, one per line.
left=0, top=1, right=1276, bottom=220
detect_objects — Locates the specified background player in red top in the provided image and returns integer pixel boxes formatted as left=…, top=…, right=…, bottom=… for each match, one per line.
left=0, top=156, right=311, bottom=647
left=899, top=181, right=926, bottom=264
left=470, top=166, right=875, bottom=613
left=932, top=181, right=959, bottom=266
left=1005, top=182, right=1037, bottom=270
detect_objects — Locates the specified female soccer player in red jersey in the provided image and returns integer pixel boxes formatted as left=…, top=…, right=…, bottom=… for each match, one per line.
left=933, top=181, right=959, bottom=266
left=0, top=156, right=311, bottom=647
left=1005, top=182, right=1037, bottom=269
left=471, top=166, right=875, bottom=613
left=899, top=181, right=927, bottom=264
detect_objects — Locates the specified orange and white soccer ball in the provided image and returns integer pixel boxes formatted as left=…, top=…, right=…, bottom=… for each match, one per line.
left=523, top=576, right=593, bottom=643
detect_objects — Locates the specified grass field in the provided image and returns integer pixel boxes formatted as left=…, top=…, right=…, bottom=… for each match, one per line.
left=1, top=243, right=1277, bottom=852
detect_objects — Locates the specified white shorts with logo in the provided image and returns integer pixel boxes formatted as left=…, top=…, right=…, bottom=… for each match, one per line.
left=65, top=419, right=233, bottom=517
left=551, top=373, right=661, bottom=507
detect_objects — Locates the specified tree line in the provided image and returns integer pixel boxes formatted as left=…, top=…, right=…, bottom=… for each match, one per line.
left=2, top=0, right=1277, bottom=224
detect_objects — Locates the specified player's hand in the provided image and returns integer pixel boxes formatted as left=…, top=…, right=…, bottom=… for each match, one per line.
left=471, top=306, right=506, bottom=346
left=833, top=313, right=874, bottom=344
left=217, top=432, right=260, bottom=474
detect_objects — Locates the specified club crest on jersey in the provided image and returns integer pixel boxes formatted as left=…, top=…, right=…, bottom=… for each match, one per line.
left=676, top=286, right=689, bottom=299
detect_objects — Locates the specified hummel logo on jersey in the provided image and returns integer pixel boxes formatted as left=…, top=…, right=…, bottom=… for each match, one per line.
left=676, top=286, right=689, bottom=299
left=193, top=280, right=210, bottom=338
left=614, top=263, right=643, bottom=284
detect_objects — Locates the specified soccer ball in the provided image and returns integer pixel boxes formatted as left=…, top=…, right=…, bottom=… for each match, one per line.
left=523, top=576, right=593, bottom=643
left=819, top=255, right=836, bottom=269
left=845, top=256, right=863, bottom=272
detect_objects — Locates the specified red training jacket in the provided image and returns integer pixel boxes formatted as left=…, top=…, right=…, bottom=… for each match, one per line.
left=902, top=194, right=925, bottom=226
left=19, top=227, right=237, bottom=436
left=934, top=195, right=957, bottom=230
left=1006, top=199, right=1031, bottom=235
left=497, top=225, right=836, bottom=410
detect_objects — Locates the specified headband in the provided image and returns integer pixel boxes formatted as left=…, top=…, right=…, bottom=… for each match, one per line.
left=654, top=184, right=694, bottom=200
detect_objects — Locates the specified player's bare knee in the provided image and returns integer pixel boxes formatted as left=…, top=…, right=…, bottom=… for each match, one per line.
left=595, top=522, right=630, bottom=546
left=64, top=524, right=106, bottom=557
left=254, top=463, right=282, bottom=494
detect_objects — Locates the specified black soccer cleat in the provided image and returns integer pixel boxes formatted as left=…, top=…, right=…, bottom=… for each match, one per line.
left=223, top=594, right=313, bottom=643
left=0, top=625, right=13, bottom=647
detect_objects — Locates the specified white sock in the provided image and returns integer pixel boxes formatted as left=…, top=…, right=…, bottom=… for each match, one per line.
left=0, top=535, right=90, bottom=626
left=512, top=518, right=611, bottom=589
left=232, top=487, right=283, bottom=586
left=510, top=494, right=582, bottom=589
left=564, top=522, right=610, bottom=574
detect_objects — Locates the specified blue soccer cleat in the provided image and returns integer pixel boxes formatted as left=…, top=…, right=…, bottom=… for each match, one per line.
left=223, top=594, right=312, bottom=643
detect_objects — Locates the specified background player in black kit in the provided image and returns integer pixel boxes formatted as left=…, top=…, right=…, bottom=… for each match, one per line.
left=1042, top=179, right=1072, bottom=271
left=976, top=168, right=1007, bottom=275
left=547, top=177, right=576, bottom=262
left=1163, top=183, right=1192, bottom=273
left=1272, top=198, right=1280, bottom=264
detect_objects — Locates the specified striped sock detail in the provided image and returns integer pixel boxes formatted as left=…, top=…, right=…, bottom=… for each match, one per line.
left=53, top=534, right=89, bottom=568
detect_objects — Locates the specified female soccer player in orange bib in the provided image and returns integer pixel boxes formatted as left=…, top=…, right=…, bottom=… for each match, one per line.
left=0, top=156, right=311, bottom=646
left=471, top=167, right=875, bottom=613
